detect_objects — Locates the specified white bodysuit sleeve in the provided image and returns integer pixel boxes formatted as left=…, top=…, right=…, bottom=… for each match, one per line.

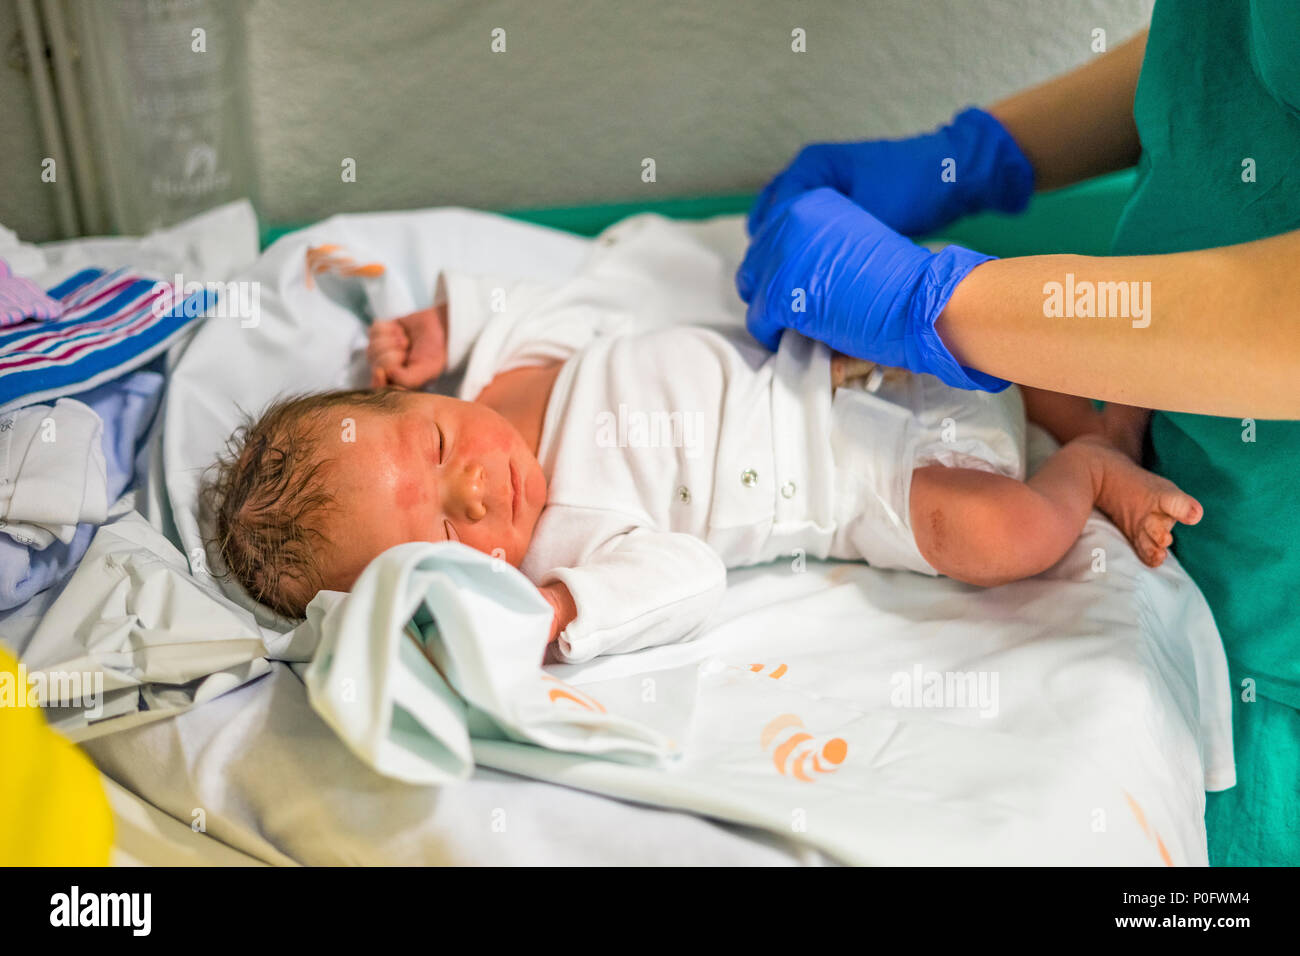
left=436, top=270, right=559, bottom=375
left=541, top=527, right=728, bottom=663
left=438, top=266, right=640, bottom=404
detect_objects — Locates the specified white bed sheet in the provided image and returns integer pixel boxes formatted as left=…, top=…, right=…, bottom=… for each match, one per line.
left=85, top=665, right=833, bottom=866
left=103, top=775, right=271, bottom=867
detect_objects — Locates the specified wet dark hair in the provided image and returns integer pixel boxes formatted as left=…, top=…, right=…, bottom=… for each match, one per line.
left=200, top=388, right=406, bottom=618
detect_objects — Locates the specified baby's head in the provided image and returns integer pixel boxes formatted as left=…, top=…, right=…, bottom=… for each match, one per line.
left=203, top=388, right=547, bottom=618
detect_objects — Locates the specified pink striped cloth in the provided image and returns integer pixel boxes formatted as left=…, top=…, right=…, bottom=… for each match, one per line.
left=0, top=257, right=63, bottom=327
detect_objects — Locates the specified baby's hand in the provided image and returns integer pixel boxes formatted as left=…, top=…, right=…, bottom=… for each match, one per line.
left=537, top=581, right=577, bottom=646
left=368, top=304, right=448, bottom=389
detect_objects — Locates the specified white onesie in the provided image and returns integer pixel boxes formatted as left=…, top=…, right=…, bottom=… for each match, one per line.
left=437, top=216, right=1024, bottom=663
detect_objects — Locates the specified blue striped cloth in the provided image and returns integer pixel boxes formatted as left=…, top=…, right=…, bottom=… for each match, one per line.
left=0, top=267, right=215, bottom=412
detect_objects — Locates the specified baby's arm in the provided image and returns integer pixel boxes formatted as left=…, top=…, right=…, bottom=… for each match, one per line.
left=367, top=271, right=547, bottom=389
left=538, top=527, right=729, bottom=663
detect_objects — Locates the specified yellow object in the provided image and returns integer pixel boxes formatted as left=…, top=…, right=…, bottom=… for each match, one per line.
left=0, top=646, right=112, bottom=865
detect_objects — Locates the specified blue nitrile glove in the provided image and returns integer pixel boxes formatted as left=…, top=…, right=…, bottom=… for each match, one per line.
left=737, top=187, right=1008, bottom=392
left=748, top=107, right=1035, bottom=237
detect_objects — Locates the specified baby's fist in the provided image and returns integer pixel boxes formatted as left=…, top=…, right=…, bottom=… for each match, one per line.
left=368, top=304, right=448, bottom=389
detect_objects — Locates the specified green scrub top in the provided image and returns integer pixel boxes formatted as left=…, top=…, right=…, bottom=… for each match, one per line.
left=1111, top=0, right=1300, bottom=710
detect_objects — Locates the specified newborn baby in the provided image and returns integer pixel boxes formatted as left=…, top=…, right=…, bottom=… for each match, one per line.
left=205, top=217, right=1201, bottom=662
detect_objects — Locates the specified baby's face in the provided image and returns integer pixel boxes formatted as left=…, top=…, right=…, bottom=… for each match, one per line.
left=317, top=391, right=546, bottom=591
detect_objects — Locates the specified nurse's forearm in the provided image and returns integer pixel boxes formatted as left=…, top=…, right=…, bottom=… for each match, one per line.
left=936, top=231, right=1300, bottom=418
left=989, top=30, right=1146, bottom=191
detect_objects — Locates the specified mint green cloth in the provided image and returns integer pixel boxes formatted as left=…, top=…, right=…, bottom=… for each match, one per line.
left=1205, top=671, right=1300, bottom=866
left=1111, top=0, right=1300, bottom=864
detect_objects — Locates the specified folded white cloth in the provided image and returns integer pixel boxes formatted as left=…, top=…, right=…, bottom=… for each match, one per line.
left=300, top=541, right=683, bottom=786
left=21, top=510, right=272, bottom=739
left=0, top=398, right=107, bottom=548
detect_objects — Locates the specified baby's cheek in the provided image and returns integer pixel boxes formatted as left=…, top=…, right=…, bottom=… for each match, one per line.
left=464, top=529, right=509, bottom=564
left=461, top=428, right=513, bottom=459
left=392, top=477, right=426, bottom=512
left=525, top=467, right=546, bottom=505
left=470, top=402, right=522, bottom=449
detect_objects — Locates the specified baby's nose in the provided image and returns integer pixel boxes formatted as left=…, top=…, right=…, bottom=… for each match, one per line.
left=455, top=463, right=487, bottom=521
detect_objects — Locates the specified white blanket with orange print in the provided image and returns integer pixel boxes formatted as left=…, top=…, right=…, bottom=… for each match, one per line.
left=297, top=472, right=1232, bottom=866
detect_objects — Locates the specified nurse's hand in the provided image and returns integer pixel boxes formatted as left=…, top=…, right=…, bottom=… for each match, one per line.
left=748, top=107, right=1035, bottom=237
left=368, top=303, right=448, bottom=389
left=737, top=188, right=1008, bottom=391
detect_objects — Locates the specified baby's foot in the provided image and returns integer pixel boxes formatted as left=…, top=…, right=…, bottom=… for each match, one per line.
left=1082, top=435, right=1203, bottom=567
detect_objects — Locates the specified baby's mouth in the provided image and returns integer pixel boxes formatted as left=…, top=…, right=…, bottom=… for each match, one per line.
left=509, top=460, right=521, bottom=521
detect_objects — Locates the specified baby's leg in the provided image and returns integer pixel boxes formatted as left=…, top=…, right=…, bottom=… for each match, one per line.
left=830, top=353, right=878, bottom=390
left=830, top=352, right=912, bottom=391
left=1022, top=386, right=1149, bottom=462
left=910, top=435, right=1202, bottom=586
left=1020, top=386, right=1105, bottom=445
left=1099, top=403, right=1151, bottom=462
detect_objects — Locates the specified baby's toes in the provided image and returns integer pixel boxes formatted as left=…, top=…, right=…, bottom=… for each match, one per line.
left=1142, top=511, right=1174, bottom=549
left=1159, top=489, right=1203, bottom=526
left=1134, top=526, right=1166, bottom=567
